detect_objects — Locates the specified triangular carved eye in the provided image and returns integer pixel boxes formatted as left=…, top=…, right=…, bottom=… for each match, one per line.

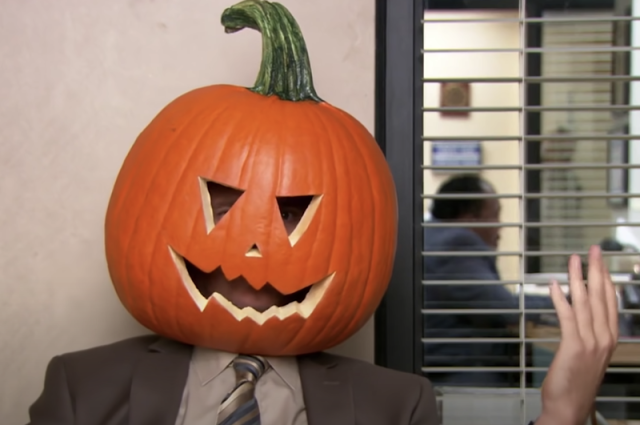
left=199, top=178, right=245, bottom=234
left=277, top=194, right=323, bottom=246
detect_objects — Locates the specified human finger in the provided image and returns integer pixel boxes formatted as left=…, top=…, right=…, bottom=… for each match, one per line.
left=588, top=246, right=609, bottom=340
left=568, top=253, right=594, bottom=342
left=550, top=280, right=577, bottom=341
left=603, top=265, right=619, bottom=341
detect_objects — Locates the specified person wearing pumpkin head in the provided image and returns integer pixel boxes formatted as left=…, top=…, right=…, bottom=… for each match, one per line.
left=28, top=2, right=433, bottom=425
left=25, top=2, right=616, bottom=425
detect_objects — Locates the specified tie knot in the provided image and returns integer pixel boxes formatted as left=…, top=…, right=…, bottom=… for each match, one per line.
left=232, top=355, right=268, bottom=384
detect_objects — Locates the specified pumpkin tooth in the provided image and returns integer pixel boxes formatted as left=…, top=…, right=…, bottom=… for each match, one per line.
left=278, top=302, right=300, bottom=319
left=209, top=298, right=286, bottom=325
left=257, top=304, right=280, bottom=321
left=297, top=272, right=335, bottom=317
left=211, top=292, right=247, bottom=320
left=208, top=272, right=335, bottom=324
left=171, top=245, right=336, bottom=323
left=169, top=247, right=208, bottom=312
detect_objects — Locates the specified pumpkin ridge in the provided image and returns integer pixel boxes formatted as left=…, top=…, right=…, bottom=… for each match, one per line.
left=292, top=106, right=324, bottom=292
left=185, top=105, right=241, bottom=262
left=235, top=113, right=261, bottom=194
left=321, top=110, right=359, bottom=337
left=333, top=117, right=374, bottom=335
left=170, top=250, right=189, bottom=342
left=299, top=106, right=352, bottom=348
left=115, top=108, right=201, bottom=248
left=180, top=103, right=239, bottom=253
left=325, top=113, right=382, bottom=336
left=147, top=108, right=240, bottom=334
left=304, top=106, right=336, bottom=290
left=126, top=105, right=231, bottom=329
left=324, top=113, right=366, bottom=345
left=217, top=113, right=262, bottom=283
left=184, top=111, right=248, bottom=276
left=110, top=94, right=209, bottom=229
left=115, top=107, right=208, bottom=314
left=139, top=140, right=211, bottom=331
left=277, top=107, right=329, bottom=351
left=221, top=0, right=321, bottom=102
left=262, top=134, right=281, bottom=280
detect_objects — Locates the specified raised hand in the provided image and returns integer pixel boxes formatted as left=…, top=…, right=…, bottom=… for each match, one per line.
left=536, top=245, right=618, bottom=425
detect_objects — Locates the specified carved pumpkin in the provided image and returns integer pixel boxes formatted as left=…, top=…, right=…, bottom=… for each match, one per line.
left=104, top=0, right=397, bottom=356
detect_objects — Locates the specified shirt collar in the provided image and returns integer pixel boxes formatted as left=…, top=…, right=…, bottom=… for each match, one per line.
left=191, top=346, right=301, bottom=391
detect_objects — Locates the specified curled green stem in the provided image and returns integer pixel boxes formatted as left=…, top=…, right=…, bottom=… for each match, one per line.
left=221, top=0, right=322, bottom=102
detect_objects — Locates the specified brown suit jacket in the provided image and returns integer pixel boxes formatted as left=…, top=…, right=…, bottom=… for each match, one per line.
left=27, top=335, right=439, bottom=425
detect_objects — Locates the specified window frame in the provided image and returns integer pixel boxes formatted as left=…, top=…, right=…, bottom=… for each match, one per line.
left=373, top=0, right=625, bottom=374
left=373, top=0, right=425, bottom=373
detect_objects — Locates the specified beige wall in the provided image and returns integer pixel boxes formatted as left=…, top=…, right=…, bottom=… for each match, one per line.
left=422, top=11, right=522, bottom=280
left=0, top=1, right=375, bottom=422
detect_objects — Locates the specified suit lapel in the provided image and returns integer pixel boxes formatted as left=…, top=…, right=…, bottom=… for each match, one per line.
left=299, top=353, right=355, bottom=425
left=129, top=338, right=193, bottom=425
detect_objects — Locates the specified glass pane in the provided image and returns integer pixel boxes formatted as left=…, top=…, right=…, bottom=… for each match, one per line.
left=421, top=1, right=640, bottom=423
left=422, top=8, right=525, bottom=390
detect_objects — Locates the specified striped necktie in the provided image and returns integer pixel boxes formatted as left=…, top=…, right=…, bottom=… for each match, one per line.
left=217, top=355, right=269, bottom=425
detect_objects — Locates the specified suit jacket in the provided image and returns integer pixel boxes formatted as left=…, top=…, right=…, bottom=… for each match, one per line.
left=27, top=335, right=439, bottom=425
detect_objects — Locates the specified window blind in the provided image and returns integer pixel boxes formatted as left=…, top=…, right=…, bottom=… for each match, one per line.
left=419, top=3, right=640, bottom=425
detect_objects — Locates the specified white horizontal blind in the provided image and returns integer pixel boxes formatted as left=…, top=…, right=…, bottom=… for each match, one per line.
left=421, top=4, right=640, bottom=425
left=540, top=11, right=615, bottom=272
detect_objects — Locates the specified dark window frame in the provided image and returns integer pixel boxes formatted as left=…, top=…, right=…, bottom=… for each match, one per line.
left=373, top=0, right=425, bottom=374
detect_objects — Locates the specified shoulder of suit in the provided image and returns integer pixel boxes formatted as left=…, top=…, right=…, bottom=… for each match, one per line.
left=57, top=334, right=163, bottom=366
left=45, top=335, right=168, bottom=392
left=321, top=352, right=434, bottom=390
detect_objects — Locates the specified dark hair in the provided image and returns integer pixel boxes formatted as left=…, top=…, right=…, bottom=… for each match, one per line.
left=430, top=174, right=492, bottom=220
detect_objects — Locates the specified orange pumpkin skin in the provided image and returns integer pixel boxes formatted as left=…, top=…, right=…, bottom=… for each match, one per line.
left=104, top=2, right=397, bottom=356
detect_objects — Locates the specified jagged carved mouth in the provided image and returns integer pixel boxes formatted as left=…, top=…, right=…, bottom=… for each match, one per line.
left=169, top=247, right=334, bottom=325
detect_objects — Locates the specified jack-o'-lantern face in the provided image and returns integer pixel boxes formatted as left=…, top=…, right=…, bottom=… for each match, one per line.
left=178, top=181, right=324, bottom=317
left=104, top=0, right=397, bottom=356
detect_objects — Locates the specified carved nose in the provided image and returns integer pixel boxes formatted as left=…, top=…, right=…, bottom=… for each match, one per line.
left=245, top=244, right=262, bottom=258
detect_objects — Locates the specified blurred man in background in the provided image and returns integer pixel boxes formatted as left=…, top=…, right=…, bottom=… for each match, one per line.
left=423, top=174, right=554, bottom=387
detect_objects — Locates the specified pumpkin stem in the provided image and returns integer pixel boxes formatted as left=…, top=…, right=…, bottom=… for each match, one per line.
left=221, top=0, right=322, bottom=102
